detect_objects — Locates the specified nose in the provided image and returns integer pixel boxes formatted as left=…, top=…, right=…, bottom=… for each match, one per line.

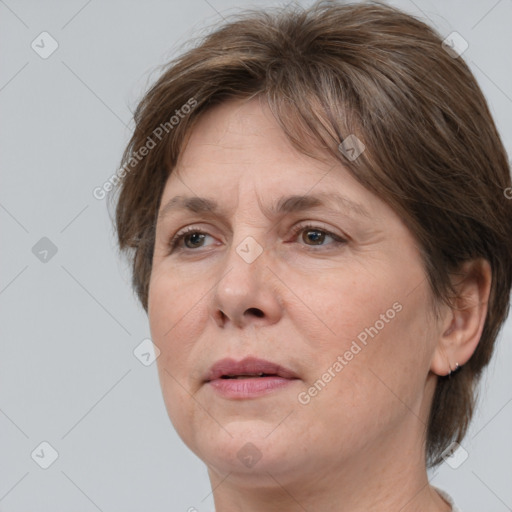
left=210, top=236, right=284, bottom=329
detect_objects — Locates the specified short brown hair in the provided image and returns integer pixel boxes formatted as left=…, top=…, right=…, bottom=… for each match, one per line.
left=111, top=0, right=512, bottom=466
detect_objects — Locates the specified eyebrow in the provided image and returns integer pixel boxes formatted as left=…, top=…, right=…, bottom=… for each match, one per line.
left=157, top=192, right=371, bottom=222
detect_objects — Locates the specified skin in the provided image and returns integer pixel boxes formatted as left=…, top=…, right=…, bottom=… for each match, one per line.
left=148, top=96, right=491, bottom=511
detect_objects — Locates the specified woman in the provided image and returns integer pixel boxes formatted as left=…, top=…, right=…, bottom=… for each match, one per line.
left=111, top=1, right=512, bottom=510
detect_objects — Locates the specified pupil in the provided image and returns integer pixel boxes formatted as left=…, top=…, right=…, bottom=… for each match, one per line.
left=305, top=229, right=324, bottom=245
left=186, top=233, right=204, bottom=248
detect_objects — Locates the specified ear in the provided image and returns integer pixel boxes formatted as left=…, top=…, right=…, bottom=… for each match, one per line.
left=430, top=259, right=492, bottom=376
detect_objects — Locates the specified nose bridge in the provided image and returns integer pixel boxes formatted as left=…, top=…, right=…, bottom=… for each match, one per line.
left=222, top=195, right=269, bottom=282
left=219, top=230, right=267, bottom=298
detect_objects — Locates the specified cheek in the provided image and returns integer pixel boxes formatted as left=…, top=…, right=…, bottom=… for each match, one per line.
left=289, top=262, right=433, bottom=400
left=148, top=271, right=211, bottom=445
left=292, top=299, right=433, bottom=455
left=287, top=264, right=401, bottom=352
left=148, top=268, right=210, bottom=376
left=149, top=259, right=208, bottom=330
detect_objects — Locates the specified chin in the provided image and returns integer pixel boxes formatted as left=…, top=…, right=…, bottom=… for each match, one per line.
left=192, top=423, right=294, bottom=476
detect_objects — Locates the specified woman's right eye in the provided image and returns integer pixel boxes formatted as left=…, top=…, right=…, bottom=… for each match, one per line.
left=168, top=227, right=216, bottom=252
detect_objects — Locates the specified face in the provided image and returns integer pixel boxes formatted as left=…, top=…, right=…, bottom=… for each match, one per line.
left=148, top=97, right=440, bottom=487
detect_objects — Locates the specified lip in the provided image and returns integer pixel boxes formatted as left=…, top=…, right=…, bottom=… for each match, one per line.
left=204, top=357, right=299, bottom=399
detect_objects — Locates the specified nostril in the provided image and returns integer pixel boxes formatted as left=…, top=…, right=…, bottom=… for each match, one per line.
left=246, top=307, right=264, bottom=318
left=216, top=311, right=228, bottom=323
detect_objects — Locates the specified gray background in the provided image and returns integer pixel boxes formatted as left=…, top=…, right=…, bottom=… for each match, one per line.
left=1, top=0, right=511, bottom=510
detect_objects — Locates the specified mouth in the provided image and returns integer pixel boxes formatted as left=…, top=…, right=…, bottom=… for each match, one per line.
left=204, top=356, right=299, bottom=383
left=220, top=373, right=279, bottom=379
left=203, top=356, right=299, bottom=398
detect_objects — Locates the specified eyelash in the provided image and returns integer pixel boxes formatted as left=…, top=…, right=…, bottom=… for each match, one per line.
left=167, top=223, right=346, bottom=253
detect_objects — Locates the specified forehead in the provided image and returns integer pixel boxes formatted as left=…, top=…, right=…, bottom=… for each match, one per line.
left=182, top=97, right=284, bottom=145
left=158, top=97, right=385, bottom=223
left=169, top=98, right=339, bottom=189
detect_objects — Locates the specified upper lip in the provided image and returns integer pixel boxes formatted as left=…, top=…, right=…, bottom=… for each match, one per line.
left=204, top=357, right=299, bottom=382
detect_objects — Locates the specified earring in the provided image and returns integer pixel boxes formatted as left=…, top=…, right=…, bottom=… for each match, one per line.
left=448, top=362, right=460, bottom=376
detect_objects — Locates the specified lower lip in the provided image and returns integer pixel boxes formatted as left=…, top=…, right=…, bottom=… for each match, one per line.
left=207, top=376, right=297, bottom=398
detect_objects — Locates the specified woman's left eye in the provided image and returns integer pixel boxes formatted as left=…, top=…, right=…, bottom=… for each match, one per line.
left=290, top=224, right=346, bottom=247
